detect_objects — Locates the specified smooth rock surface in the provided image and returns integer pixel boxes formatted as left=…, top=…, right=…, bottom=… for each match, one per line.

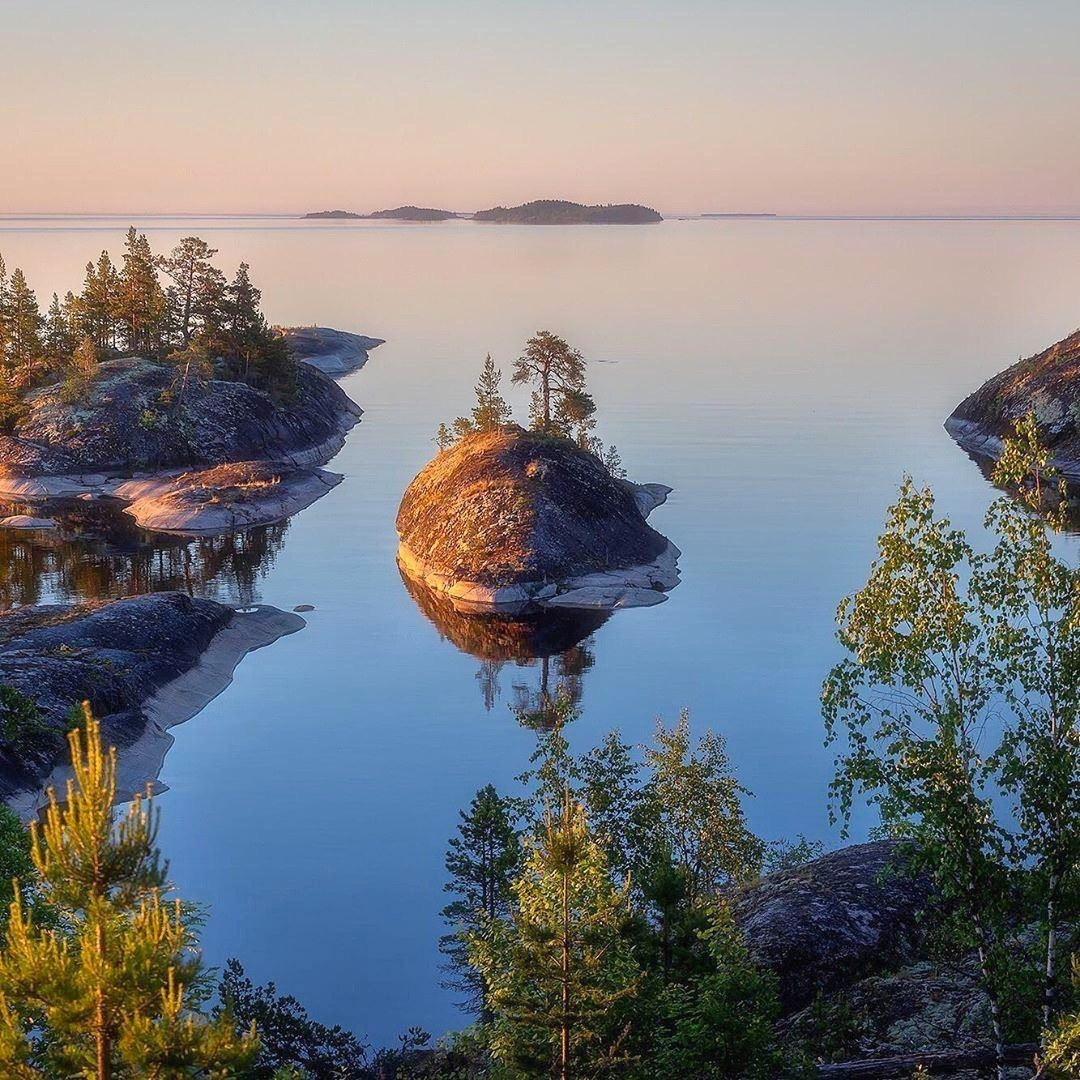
left=0, top=594, right=303, bottom=813
left=281, top=326, right=385, bottom=376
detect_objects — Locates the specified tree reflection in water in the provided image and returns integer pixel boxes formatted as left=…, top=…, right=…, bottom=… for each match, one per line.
left=0, top=497, right=287, bottom=610
left=398, top=567, right=610, bottom=727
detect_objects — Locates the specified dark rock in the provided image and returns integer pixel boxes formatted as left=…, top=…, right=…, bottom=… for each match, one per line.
left=1, top=359, right=360, bottom=477
left=731, top=841, right=933, bottom=1012
left=0, top=593, right=232, bottom=799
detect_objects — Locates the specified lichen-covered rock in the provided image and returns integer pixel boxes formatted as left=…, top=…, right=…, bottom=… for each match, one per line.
left=0, top=593, right=232, bottom=798
left=731, top=841, right=932, bottom=1012
left=0, top=359, right=360, bottom=478
left=396, top=428, right=677, bottom=611
left=946, top=327, right=1080, bottom=480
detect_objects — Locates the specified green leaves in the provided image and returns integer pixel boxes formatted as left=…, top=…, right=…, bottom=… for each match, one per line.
left=824, top=417, right=1080, bottom=1056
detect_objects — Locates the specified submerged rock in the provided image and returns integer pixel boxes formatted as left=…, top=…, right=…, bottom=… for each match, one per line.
left=0, top=592, right=303, bottom=810
left=396, top=428, right=680, bottom=612
left=946, top=326, right=1080, bottom=483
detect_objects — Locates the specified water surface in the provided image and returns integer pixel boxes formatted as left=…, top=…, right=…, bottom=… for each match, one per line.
left=2, top=215, right=1079, bottom=1044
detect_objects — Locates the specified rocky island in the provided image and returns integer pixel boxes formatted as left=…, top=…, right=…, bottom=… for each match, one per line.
left=0, top=592, right=302, bottom=811
left=0, top=351, right=363, bottom=534
left=472, top=199, right=662, bottom=224
left=0, top=233, right=382, bottom=535
left=302, top=209, right=364, bottom=219
left=945, top=325, right=1080, bottom=484
left=397, top=426, right=679, bottom=613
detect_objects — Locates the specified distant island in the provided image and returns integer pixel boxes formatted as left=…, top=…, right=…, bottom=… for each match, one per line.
left=368, top=205, right=459, bottom=221
left=472, top=199, right=662, bottom=224
left=303, top=200, right=662, bottom=224
left=303, top=206, right=459, bottom=221
left=702, top=212, right=777, bottom=218
left=302, top=209, right=363, bottom=219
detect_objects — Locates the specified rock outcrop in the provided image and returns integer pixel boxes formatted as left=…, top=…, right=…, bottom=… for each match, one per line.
left=946, top=326, right=1080, bottom=482
left=0, top=327, right=377, bottom=533
left=396, top=428, right=680, bottom=613
left=280, top=326, right=385, bottom=376
left=732, top=841, right=933, bottom=1012
left=0, top=592, right=303, bottom=809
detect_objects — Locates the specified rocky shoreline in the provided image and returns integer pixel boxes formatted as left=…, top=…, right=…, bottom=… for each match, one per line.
left=0, top=327, right=377, bottom=535
left=946, top=325, right=1080, bottom=485
left=0, top=593, right=304, bottom=814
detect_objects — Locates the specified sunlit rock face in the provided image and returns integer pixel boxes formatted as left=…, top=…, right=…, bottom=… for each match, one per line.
left=0, top=359, right=359, bottom=478
left=395, top=427, right=680, bottom=613
left=946, top=326, right=1080, bottom=482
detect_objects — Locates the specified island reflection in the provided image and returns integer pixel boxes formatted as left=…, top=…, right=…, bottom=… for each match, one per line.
left=399, top=567, right=609, bottom=722
left=0, top=497, right=287, bottom=610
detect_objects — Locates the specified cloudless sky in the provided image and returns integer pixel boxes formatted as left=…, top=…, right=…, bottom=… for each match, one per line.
left=4, top=0, right=1080, bottom=214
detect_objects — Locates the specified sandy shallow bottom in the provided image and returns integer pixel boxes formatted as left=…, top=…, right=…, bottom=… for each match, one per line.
left=10, top=604, right=305, bottom=817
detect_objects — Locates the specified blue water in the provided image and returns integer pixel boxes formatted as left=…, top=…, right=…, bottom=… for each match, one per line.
left=2, top=216, right=1079, bottom=1045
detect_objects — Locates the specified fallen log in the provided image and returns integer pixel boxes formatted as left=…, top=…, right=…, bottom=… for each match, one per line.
left=813, top=1043, right=1038, bottom=1078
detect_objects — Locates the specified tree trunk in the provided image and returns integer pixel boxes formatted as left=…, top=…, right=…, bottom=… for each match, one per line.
left=811, top=1043, right=1039, bottom=1078
left=95, top=920, right=110, bottom=1080
left=561, top=869, right=570, bottom=1080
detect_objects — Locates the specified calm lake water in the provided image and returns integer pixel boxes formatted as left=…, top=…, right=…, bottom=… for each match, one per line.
left=2, top=215, right=1080, bottom=1045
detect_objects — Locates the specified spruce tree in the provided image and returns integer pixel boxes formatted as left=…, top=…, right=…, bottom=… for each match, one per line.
left=470, top=354, right=513, bottom=430
left=117, top=227, right=166, bottom=356
left=470, top=794, right=639, bottom=1080
left=78, top=252, right=121, bottom=352
left=43, top=292, right=73, bottom=372
left=3, top=269, right=42, bottom=389
left=0, top=705, right=257, bottom=1078
left=440, top=785, right=521, bottom=1016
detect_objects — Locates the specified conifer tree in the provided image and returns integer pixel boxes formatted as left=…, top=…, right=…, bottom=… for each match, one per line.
left=3, top=268, right=43, bottom=389
left=470, top=794, right=639, bottom=1080
left=116, top=227, right=166, bottom=356
left=440, top=785, right=522, bottom=1017
left=0, top=255, right=9, bottom=363
left=471, top=354, right=513, bottom=431
left=512, top=331, right=588, bottom=436
left=0, top=705, right=257, bottom=1079
left=158, top=237, right=225, bottom=347
left=43, top=292, right=74, bottom=372
left=78, top=252, right=121, bottom=352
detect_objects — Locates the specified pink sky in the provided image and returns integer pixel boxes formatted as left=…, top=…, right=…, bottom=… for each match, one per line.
left=5, top=1, right=1080, bottom=215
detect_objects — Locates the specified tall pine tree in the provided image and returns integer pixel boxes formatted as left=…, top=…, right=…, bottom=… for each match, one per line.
left=0, top=705, right=257, bottom=1079
left=470, top=794, right=639, bottom=1080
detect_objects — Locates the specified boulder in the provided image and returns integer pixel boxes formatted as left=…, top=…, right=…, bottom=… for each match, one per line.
left=731, top=841, right=933, bottom=1012
left=396, top=427, right=679, bottom=612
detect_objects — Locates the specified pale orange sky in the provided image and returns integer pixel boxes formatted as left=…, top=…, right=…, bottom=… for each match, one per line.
left=5, top=0, right=1080, bottom=215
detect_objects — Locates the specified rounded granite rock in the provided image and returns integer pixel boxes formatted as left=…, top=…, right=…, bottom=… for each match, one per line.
left=396, top=427, right=679, bottom=612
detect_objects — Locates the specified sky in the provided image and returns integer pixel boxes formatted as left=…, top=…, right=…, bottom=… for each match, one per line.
left=4, top=0, right=1080, bottom=215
